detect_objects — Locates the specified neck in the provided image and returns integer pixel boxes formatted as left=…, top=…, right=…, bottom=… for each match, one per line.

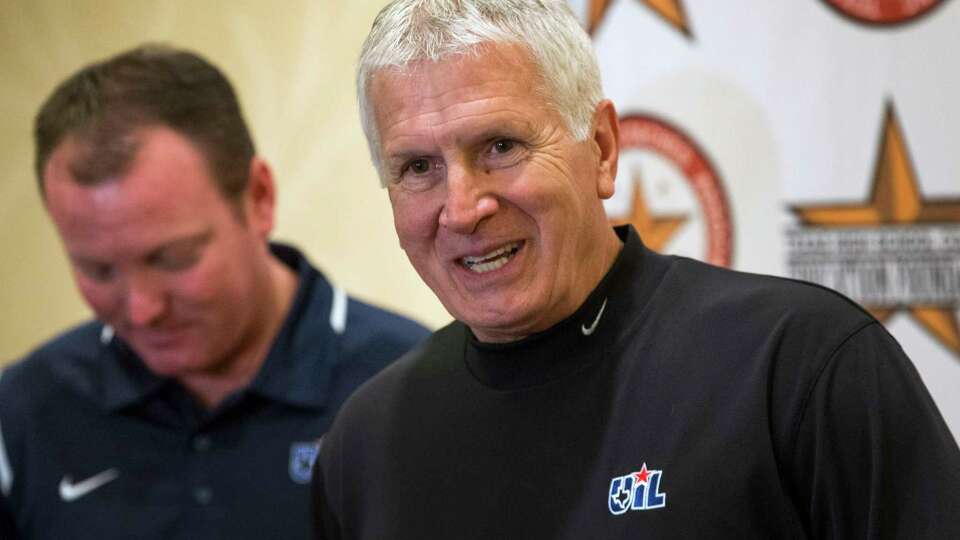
left=473, top=223, right=624, bottom=343
left=181, top=252, right=298, bottom=409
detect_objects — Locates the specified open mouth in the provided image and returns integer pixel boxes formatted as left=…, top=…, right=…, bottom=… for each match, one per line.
left=460, top=241, right=523, bottom=274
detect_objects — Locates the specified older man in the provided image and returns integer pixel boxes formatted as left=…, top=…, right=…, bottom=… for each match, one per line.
left=313, top=1, right=960, bottom=538
left=0, top=45, right=428, bottom=539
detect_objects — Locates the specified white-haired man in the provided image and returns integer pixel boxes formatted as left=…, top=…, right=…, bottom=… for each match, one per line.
left=312, top=1, right=960, bottom=538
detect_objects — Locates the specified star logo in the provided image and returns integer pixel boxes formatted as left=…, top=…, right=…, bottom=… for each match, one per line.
left=791, top=103, right=960, bottom=357
left=611, top=114, right=733, bottom=267
left=611, top=172, right=688, bottom=254
left=633, top=463, right=651, bottom=484
left=821, top=0, right=946, bottom=26
left=587, top=0, right=691, bottom=37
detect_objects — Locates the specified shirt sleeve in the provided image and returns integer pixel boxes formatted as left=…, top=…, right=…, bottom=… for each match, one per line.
left=788, top=322, right=960, bottom=538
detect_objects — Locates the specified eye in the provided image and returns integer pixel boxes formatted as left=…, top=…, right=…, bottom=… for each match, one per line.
left=151, top=247, right=202, bottom=272
left=393, top=157, right=443, bottom=192
left=479, top=137, right=526, bottom=171
left=492, top=139, right=515, bottom=154
left=407, top=158, right=431, bottom=175
left=76, top=261, right=115, bottom=283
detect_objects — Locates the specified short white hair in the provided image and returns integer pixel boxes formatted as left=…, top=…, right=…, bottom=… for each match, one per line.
left=357, top=0, right=604, bottom=186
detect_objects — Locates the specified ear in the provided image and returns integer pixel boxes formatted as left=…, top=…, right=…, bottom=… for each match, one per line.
left=591, top=99, right=620, bottom=200
left=243, top=156, right=277, bottom=239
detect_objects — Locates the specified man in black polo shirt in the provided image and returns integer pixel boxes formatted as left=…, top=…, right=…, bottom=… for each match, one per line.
left=312, top=1, right=960, bottom=538
left=0, top=44, right=429, bottom=539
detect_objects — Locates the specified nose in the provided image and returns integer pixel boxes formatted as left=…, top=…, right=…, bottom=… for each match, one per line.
left=439, top=166, right=499, bottom=234
left=124, top=271, right=167, bottom=326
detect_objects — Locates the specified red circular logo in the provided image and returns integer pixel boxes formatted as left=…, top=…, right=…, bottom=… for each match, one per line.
left=616, top=114, right=734, bottom=267
left=823, top=0, right=946, bottom=25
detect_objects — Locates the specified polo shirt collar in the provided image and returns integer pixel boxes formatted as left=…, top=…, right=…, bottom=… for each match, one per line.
left=245, top=243, right=339, bottom=409
left=100, top=336, right=168, bottom=411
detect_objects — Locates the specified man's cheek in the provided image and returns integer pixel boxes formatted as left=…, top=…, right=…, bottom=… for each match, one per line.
left=171, top=274, right=220, bottom=306
left=394, top=209, right=435, bottom=247
left=76, top=282, right=118, bottom=320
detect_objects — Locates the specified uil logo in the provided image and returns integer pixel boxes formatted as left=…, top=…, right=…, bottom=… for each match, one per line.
left=608, top=463, right=667, bottom=515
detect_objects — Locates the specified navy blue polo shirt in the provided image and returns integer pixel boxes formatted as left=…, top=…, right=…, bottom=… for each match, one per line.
left=0, top=243, right=429, bottom=539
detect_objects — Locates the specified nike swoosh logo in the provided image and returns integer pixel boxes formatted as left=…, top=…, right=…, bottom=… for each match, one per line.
left=581, top=298, right=608, bottom=336
left=59, top=469, right=119, bottom=502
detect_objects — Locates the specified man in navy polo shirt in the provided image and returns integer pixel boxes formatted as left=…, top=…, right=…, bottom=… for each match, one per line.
left=0, top=44, right=428, bottom=539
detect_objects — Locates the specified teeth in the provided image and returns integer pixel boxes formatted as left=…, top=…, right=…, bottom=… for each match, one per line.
left=462, top=242, right=521, bottom=274
left=468, top=258, right=508, bottom=274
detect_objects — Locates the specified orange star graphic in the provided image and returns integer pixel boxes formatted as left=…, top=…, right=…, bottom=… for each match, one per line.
left=612, top=172, right=688, bottom=253
left=792, top=103, right=960, bottom=356
left=587, top=0, right=691, bottom=37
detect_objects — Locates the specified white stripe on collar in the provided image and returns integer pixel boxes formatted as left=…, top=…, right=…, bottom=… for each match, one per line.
left=329, top=286, right=347, bottom=335
left=100, top=325, right=115, bottom=345
left=0, top=370, right=12, bottom=496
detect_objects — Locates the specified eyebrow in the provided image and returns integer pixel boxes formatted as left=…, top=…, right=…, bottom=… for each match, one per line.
left=146, top=230, right=213, bottom=258
left=468, top=122, right=532, bottom=142
left=70, top=230, right=214, bottom=267
left=384, top=118, right=538, bottom=163
left=458, top=116, right=539, bottom=146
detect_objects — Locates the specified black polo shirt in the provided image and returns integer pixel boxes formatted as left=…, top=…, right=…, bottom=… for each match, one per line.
left=0, top=243, right=429, bottom=539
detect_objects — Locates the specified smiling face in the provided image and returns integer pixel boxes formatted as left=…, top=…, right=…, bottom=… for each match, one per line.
left=371, top=42, right=622, bottom=342
left=43, top=125, right=280, bottom=378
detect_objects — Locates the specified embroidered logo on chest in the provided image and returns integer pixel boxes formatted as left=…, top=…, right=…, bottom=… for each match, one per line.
left=289, top=440, right=321, bottom=484
left=608, top=463, right=666, bottom=514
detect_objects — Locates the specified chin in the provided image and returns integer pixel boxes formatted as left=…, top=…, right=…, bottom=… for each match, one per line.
left=455, top=305, right=538, bottom=341
left=138, top=347, right=206, bottom=377
left=140, top=358, right=189, bottom=377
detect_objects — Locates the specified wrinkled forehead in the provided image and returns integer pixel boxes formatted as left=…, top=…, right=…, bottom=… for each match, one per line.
left=368, top=42, right=550, bottom=114
left=374, top=47, right=552, bottom=122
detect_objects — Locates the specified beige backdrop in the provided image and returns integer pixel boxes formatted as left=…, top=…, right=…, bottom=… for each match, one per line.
left=0, top=0, right=450, bottom=365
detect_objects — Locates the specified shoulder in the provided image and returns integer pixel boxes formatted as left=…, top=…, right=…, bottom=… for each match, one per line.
left=290, top=251, right=431, bottom=356
left=293, top=267, right=431, bottom=401
left=646, top=256, right=883, bottom=425
left=315, top=322, right=465, bottom=520
left=288, top=253, right=430, bottom=363
left=673, top=256, right=870, bottom=321
left=342, top=321, right=462, bottom=409
left=786, top=317, right=960, bottom=536
left=323, top=322, right=464, bottom=441
left=1, top=321, right=106, bottom=405
left=342, top=295, right=431, bottom=352
left=657, top=256, right=876, bottom=349
left=329, top=293, right=430, bottom=383
left=0, top=321, right=105, bottom=466
left=311, top=293, right=432, bottom=407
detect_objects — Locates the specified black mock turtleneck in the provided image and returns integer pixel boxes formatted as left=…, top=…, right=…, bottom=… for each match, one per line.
left=314, top=225, right=960, bottom=540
